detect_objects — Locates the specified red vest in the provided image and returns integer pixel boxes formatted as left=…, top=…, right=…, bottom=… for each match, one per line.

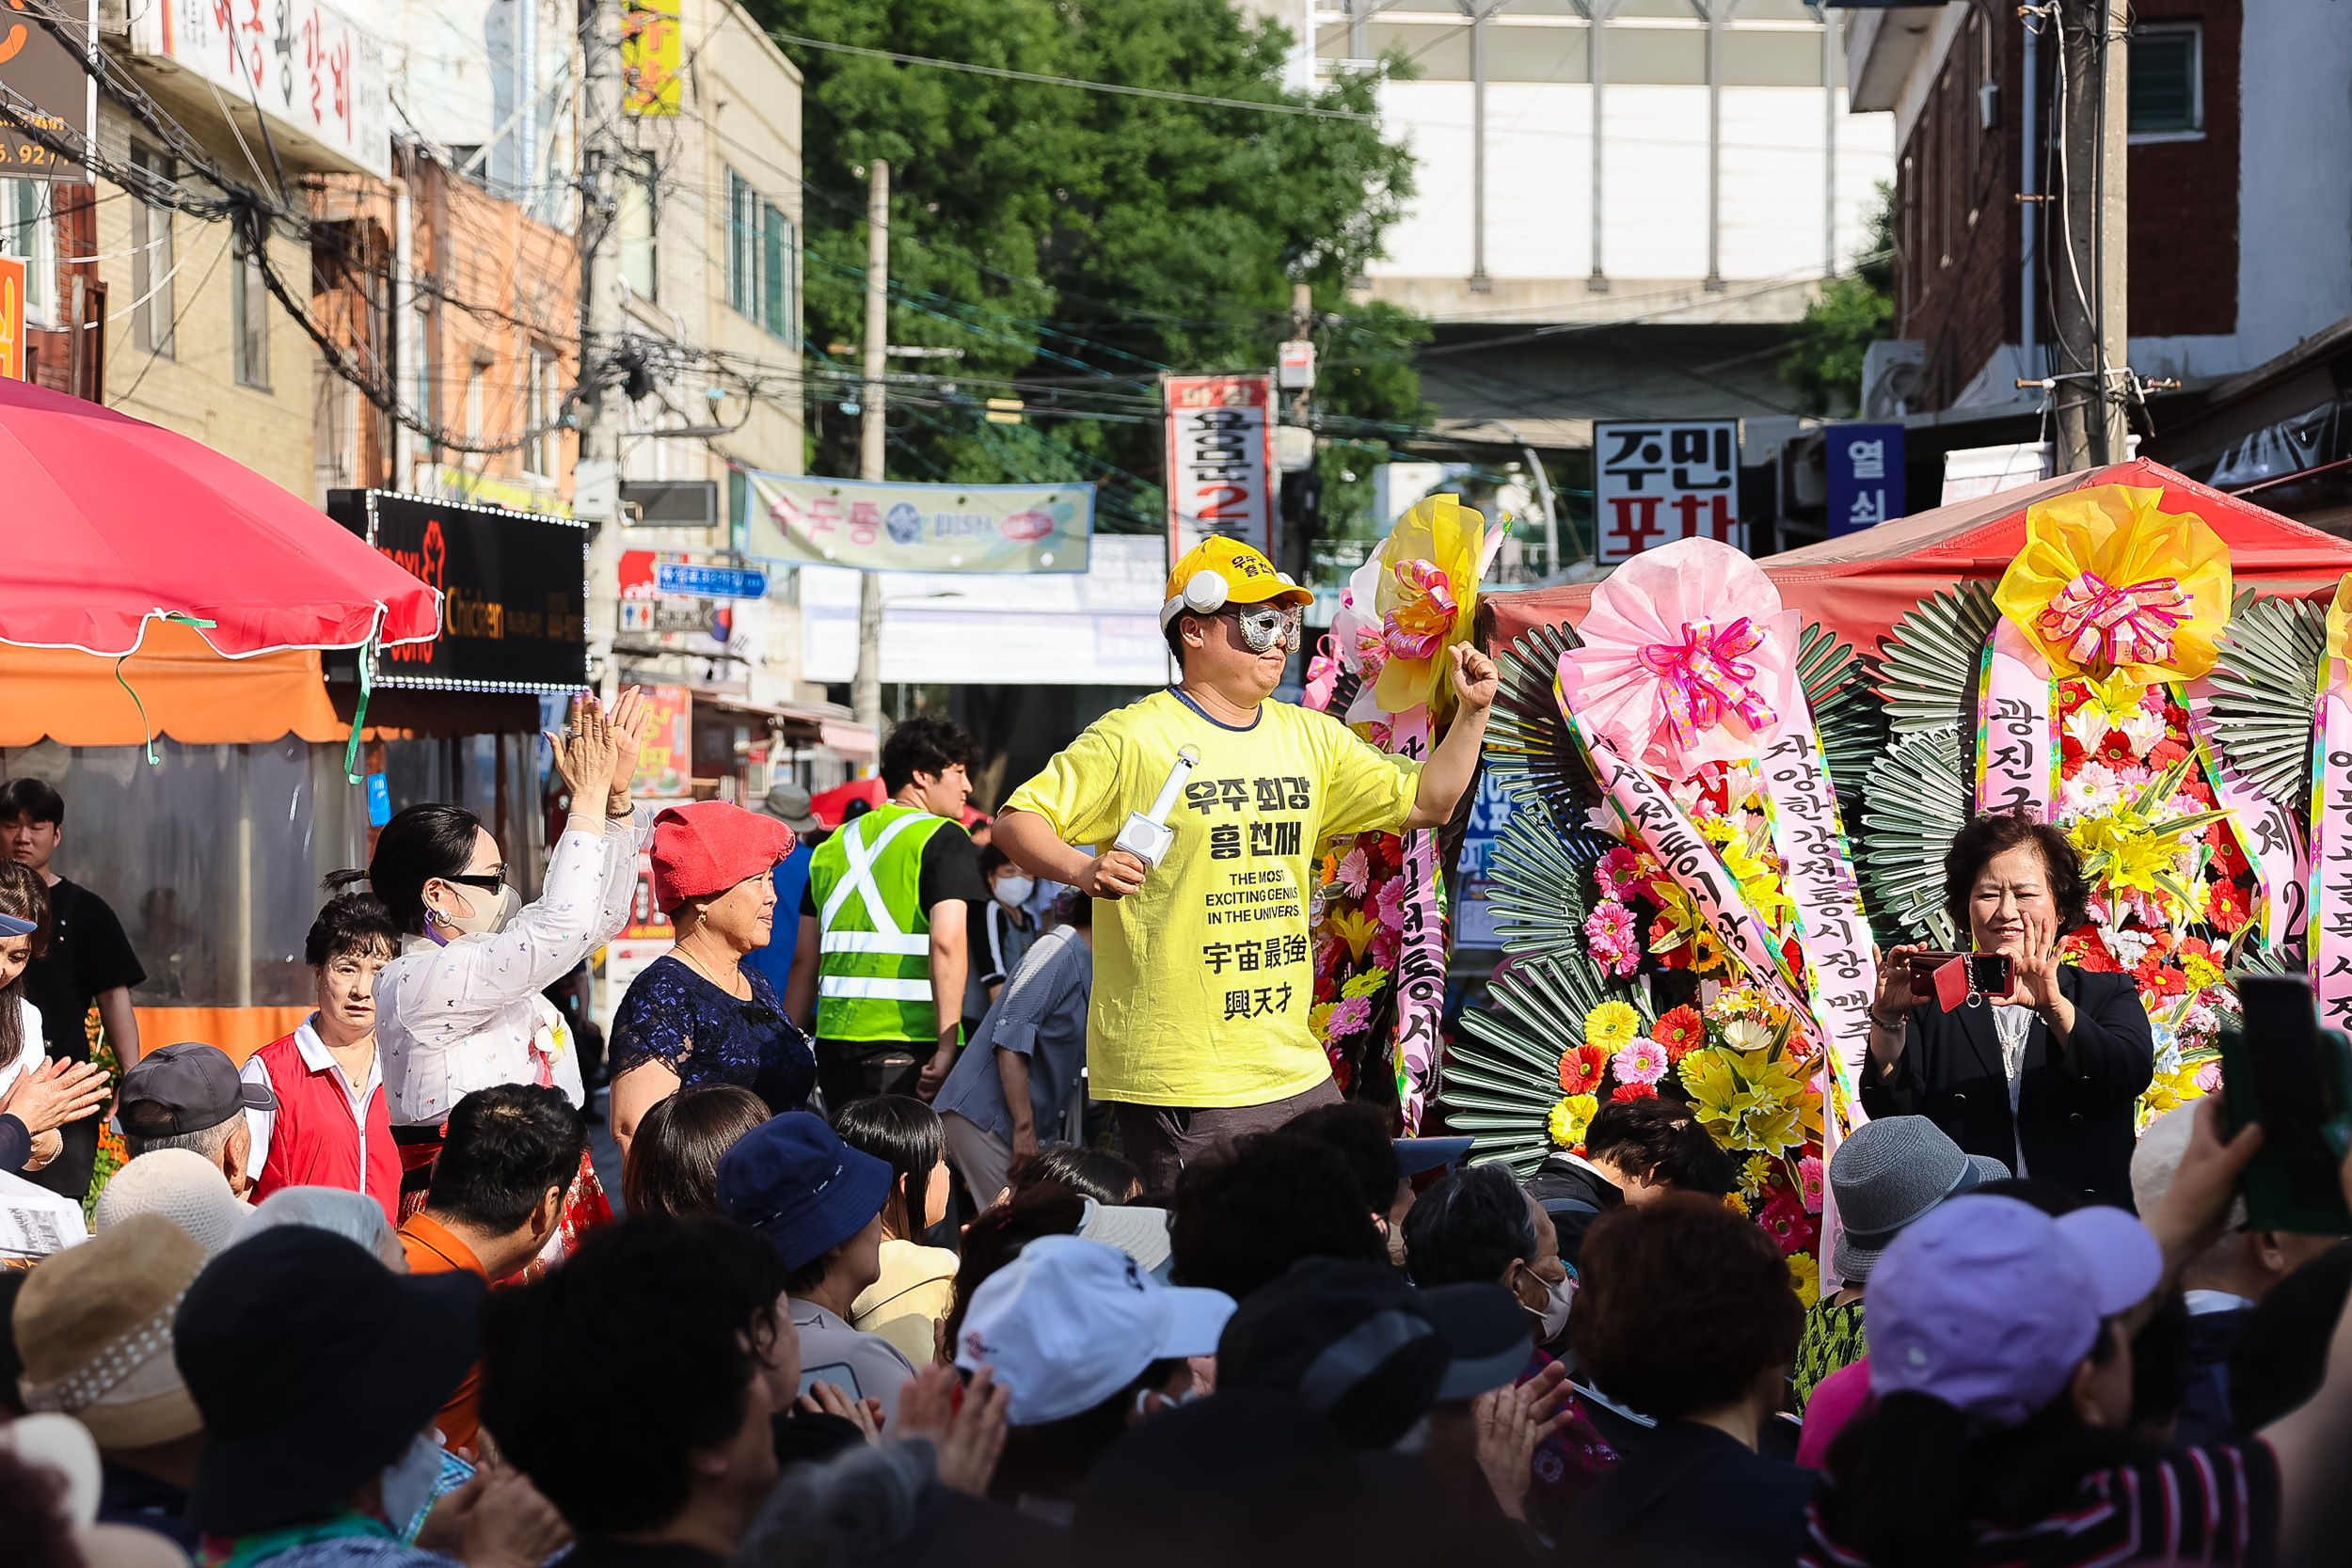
left=249, top=1029, right=402, bottom=1224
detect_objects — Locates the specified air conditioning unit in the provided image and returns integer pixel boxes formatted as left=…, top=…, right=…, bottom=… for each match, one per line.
left=619, top=480, right=721, bottom=528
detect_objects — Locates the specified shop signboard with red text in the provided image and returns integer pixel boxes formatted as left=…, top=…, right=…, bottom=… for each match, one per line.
left=1594, top=420, right=1744, bottom=562
left=1164, top=372, right=1277, bottom=562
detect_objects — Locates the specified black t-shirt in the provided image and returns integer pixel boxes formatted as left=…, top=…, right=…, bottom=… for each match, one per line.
left=798, top=818, right=991, bottom=924
left=22, top=878, right=145, bottom=1063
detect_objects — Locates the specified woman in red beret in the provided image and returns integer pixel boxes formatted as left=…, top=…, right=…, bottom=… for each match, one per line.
left=607, top=800, right=817, bottom=1154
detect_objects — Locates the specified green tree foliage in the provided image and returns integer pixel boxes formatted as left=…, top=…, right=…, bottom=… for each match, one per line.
left=753, top=0, right=1430, bottom=530
left=1779, top=182, right=1897, bottom=417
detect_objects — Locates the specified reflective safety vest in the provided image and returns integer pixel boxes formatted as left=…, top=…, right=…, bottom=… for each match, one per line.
left=807, top=802, right=955, bottom=1042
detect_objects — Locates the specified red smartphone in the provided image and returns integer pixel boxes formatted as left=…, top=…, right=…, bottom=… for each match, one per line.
left=1906, top=951, right=2013, bottom=999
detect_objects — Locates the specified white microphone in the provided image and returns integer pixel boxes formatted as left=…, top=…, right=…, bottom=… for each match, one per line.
left=1113, top=746, right=1201, bottom=869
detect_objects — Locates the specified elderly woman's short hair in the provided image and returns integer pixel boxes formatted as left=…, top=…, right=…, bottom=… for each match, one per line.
left=1941, top=812, right=2090, bottom=936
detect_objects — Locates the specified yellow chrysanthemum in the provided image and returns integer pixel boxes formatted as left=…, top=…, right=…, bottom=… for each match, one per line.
left=1787, top=1252, right=1821, bottom=1309
left=1679, top=1045, right=1819, bottom=1156
left=1741, top=1153, right=1775, bottom=1194
left=1342, top=967, right=1393, bottom=1000
left=1548, top=1094, right=1599, bottom=1148
left=1583, top=1000, right=1643, bottom=1053
left=1723, top=1191, right=1750, bottom=1216
left=1697, top=812, right=1740, bottom=847
left=2181, top=952, right=2226, bottom=991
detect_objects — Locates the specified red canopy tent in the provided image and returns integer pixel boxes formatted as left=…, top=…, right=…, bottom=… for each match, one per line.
left=1485, top=458, right=2352, bottom=657
left=811, top=775, right=989, bottom=831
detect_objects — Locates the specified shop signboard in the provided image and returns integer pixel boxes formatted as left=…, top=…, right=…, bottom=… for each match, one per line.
left=743, top=469, right=1091, bottom=573
left=1164, top=372, right=1275, bottom=562
left=655, top=561, right=766, bottom=599
left=1594, top=420, right=1742, bottom=562
left=326, top=490, right=588, bottom=691
left=621, top=0, right=682, bottom=115
left=0, top=257, right=22, bottom=380
left=629, top=684, right=691, bottom=800
left=131, top=0, right=390, bottom=178
left=0, top=0, right=94, bottom=179
left=1827, top=422, right=1906, bottom=537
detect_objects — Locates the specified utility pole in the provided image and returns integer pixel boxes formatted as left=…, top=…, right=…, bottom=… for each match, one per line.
left=578, top=0, right=627, bottom=697
left=2049, top=0, right=2128, bottom=472
left=850, top=160, right=888, bottom=739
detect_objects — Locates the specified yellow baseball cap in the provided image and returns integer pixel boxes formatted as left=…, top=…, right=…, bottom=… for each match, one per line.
left=1160, top=537, right=1313, bottom=629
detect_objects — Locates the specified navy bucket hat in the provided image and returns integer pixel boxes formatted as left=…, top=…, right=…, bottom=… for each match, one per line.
left=717, top=1112, right=895, bottom=1273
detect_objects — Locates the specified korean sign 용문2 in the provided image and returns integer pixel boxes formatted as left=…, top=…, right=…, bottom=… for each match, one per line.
left=1165, top=373, right=1276, bottom=562
left=742, top=471, right=1092, bottom=573
left=1594, top=421, right=1742, bottom=562
left=1826, top=423, right=1906, bottom=538
left=137, top=0, right=389, bottom=178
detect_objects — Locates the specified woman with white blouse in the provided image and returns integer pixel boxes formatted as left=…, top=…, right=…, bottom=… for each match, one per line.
left=327, top=690, right=653, bottom=1255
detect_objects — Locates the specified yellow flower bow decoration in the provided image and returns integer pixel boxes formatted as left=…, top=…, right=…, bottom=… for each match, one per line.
left=1993, top=484, right=2232, bottom=683
left=2328, top=574, right=2352, bottom=670
left=1374, top=493, right=1486, bottom=718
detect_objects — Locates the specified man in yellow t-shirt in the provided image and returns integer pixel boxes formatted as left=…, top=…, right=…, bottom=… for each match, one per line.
left=994, top=537, right=1497, bottom=1195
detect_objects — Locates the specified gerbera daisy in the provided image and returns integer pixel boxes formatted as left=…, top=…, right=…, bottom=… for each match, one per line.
left=1610, top=1081, right=1659, bottom=1102
left=1582, top=1000, right=1643, bottom=1053
left=1557, top=1044, right=1609, bottom=1096
left=1613, top=1039, right=1669, bottom=1086
left=1653, top=1006, right=1706, bottom=1061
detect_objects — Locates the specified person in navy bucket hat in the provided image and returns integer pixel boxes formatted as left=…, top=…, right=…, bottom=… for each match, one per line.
left=719, top=1112, right=919, bottom=1422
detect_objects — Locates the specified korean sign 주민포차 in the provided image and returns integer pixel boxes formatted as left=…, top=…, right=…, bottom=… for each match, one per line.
left=137, top=0, right=389, bottom=178
left=1827, top=423, right=1906, bottom=538
left=1594, top=420, right=1742, bottom=562
left=1165, top=373, right=1276, bottom=562
left=742, top=470, right=1093, bottom=573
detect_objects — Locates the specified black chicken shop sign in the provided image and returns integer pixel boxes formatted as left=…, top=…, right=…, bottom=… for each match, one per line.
left=326, top=490, right=588, bottom=692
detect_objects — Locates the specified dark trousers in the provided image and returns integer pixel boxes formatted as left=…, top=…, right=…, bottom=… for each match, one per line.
left=816, top=1037, right=925, bottom=1114
left=1113, top=1076, right=1343, bottom=1199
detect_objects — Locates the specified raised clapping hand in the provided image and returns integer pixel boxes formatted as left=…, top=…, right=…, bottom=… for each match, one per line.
left=894, top=1364, right=1010, bottom=1498
left=0, top=1057, right=111, bottom=1135
left=1450, top=641, right=1500, bottom=714
left=1473, top=1361, right=1575, bottom=1523
left=544, top=692, right=623, bottom=811
left=604, top=687, right=653, bottom=816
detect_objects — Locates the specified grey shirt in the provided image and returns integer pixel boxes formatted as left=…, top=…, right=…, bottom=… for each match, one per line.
left=935, top=926, right=1091, bottom=1143
left=791, top=1297, right=918, bottom=1423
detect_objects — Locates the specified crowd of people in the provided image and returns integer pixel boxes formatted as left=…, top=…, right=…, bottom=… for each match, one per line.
left=6, top=537, right=2352, bottom=1566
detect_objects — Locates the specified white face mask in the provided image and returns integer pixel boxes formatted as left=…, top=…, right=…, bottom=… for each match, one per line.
left=994, top=876, right=1035, bottom=910
left=434, top=880, right=521, bottom=938
left=379, top=1431, right=448, bottom=1535
left=1520, top=1265, right=1575, bottom=1342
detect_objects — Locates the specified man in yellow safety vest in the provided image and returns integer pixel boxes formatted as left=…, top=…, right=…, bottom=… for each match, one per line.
left=785, top=718, right=990, bottom=1109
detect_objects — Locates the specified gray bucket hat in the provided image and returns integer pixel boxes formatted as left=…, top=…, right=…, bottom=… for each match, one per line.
left=1830, top=1115, right=2009, bottom=1283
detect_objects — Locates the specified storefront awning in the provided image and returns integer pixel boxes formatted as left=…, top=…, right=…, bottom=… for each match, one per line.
left=0, top=620, right=344, bottom=747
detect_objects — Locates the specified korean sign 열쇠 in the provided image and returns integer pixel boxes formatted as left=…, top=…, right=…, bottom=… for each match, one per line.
left=742, top=470, right=1092, bottom=573
left=0, top=0, right=94, bottom=180
left=135, top=0, right=390, bottom=178
left=1165, top=373, right=1276, bottom=562
left=1594, top=420, right=1742, bottom=562
left=1827, top=423, right=1906, bottom=538
left=622, top=0, right=681, bottom=116
left=326, top=490, right=587, bottom=691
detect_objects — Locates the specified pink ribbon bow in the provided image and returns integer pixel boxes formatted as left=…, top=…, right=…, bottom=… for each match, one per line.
left=2038, top=570, right=2189, bottom=670
left=1302, top=634, right=1343, bottom=712
left=1636, top=617, right=1778, bottom=746
left=1381, top=559, right=1458, bottom=661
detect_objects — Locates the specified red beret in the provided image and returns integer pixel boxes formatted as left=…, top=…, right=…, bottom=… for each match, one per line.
left=651, top=800, right=797, bottom=911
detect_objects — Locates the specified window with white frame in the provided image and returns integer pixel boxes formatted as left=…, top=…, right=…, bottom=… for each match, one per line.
left=523, top=348, right=559, bottom=480
left=619, top=155, right=656, bottom=301
left=2, top=180, right=55, bottom=326
left=726, top=168, right=794, bottom=340
left=130, top=149, right=175, bottom=356
left=231, top=230, right=271, bottom=389
left=2129, top=24, right=2201, bottom=138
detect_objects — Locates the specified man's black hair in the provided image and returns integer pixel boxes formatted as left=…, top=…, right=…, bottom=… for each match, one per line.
left=1280, top=1101, right=1403, bottom=1217
left=1402, top=1163, right=1540, bottom=1287
left=425, top=1085, right=588, bottom=1236
left=303, top=892, right=402, bottom=968
left=1584, top=1098, right=1739, bottom=1196
left=880, top=717, right=974, bottom=795
left=481, top=1217, right=778, bottom=1534
left=0, top=779, right=63, bottom=828
left=1167, top=1132, right=1387, bottom=1299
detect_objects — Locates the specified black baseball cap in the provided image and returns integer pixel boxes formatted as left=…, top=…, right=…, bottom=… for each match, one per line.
left=1216, top=1257, right=1528, bottom=1449
left=119, top=1042, right=275, bottom=1138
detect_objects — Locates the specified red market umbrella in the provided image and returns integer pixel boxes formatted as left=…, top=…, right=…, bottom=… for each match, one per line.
left=0, top=377, right=439, bottom=658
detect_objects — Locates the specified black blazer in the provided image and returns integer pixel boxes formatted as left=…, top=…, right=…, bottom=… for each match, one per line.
left=1859, top=964, right=2153, bottom=1210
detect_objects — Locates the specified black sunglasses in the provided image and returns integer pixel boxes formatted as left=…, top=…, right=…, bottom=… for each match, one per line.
left=442, top=871, right=507, bottom=893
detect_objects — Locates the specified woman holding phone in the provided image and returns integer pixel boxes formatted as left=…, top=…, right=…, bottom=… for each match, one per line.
left=1862, top=812, right=2153, bottom=1209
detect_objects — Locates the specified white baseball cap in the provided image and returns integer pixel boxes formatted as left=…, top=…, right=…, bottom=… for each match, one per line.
left=954, top=1234, right=1235, bottom=1425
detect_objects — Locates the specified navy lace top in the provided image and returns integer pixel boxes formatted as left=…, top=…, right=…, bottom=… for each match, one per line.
left=609, top=954, right=816, bottom=1115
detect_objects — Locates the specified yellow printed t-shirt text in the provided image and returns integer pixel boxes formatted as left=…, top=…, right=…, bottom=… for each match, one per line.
left=1002, top=690, right=1421, bottom=1108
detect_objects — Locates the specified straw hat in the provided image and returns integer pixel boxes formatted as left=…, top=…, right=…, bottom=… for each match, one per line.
left=14, top=1212, right=205, bottom=1449
left=92, top=1149, right=250, bottom=1259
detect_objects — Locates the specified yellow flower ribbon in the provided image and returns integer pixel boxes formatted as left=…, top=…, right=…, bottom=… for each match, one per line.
left=1993, top=484, right=2232, bottom=683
